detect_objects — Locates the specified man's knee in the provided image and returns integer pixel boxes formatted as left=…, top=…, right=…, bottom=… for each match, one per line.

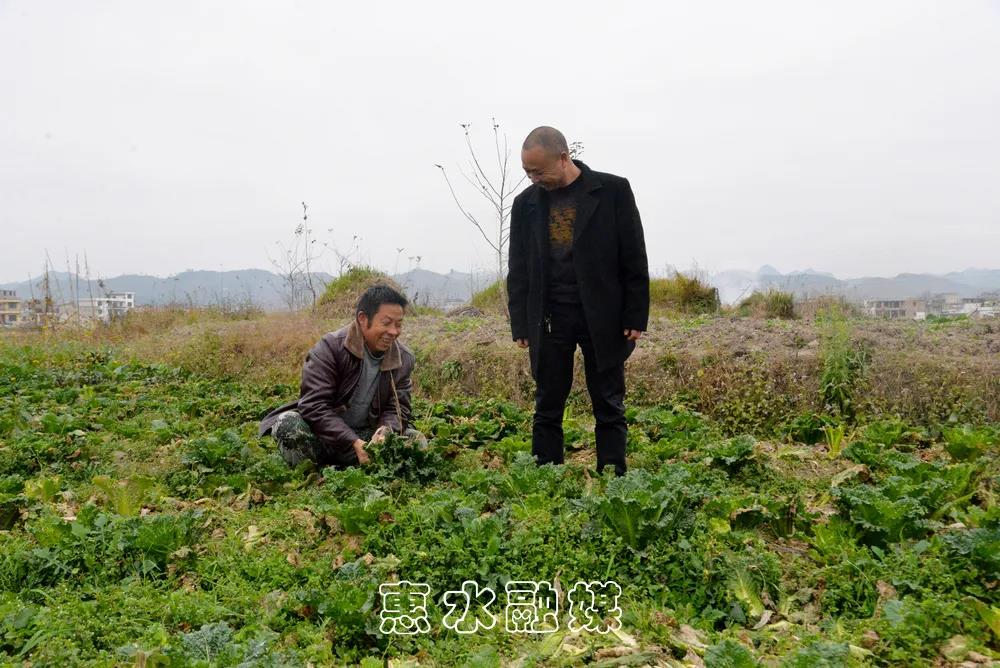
left=593, top=404, right=627, bottom=426
left=587, top=381, right=626, bottom=422
left=273, top=410, right=311, bottom=440
left=534, top=383, right=572, bottom=418
left=273, top=411, right=320, bottom=467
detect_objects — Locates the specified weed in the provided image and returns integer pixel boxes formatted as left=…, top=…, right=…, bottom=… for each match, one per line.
left=91, top=476, right=158, bottom=517
left=738, top=290, right=795, bottom=319
left=818, top=308, right=867, bottom=422
left=782, top=412, right=836, bottom=444
left=823, top=423, right=846, bottom=459
left=649, top=272, right=720, bottom=314
left=469, top=278, right=507, bottom=315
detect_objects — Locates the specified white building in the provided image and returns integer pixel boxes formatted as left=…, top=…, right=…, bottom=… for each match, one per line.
left=70, top=292, right=135, bottom=323
left=965, top=303, right=998, bottom=319
left=863, top=298, right=926, bottom=320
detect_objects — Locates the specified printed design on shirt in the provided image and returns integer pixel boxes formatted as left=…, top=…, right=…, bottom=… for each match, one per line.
left=549, top=204, right=576, bottom=250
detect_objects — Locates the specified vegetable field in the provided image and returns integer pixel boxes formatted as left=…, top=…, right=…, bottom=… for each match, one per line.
left=1, top=328, right=999, bottom=666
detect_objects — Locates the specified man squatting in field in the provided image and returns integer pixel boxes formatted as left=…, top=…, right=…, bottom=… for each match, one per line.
left=259, top=285, right=424, bottom=468
left=508, top=126, right=650, bottom=476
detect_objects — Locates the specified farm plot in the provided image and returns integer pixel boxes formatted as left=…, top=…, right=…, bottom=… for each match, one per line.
left=0, top=342, right=998, bottom=666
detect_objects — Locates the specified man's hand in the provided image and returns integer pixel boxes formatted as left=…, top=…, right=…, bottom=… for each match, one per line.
left=352, top=439, right=371, bottom=466
left=516, top=338, right=529, bottom=349
left=370, top=425, right=391, bottom=444
left=624, top=329, right=642, bottom=342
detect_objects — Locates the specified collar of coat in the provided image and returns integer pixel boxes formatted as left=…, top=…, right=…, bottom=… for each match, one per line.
left=525, top=159, right=603, bottom=242
left=344, top=319, right=403, bottom=371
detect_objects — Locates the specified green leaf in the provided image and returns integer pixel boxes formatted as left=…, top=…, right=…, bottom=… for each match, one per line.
left=965, top=597, right=1000, bottom=639
left=781, top=641, right=851, bottom=667
left=595, top=468, right=704, bottom=550
left=706, top=435, right=756, bottom=470
left=24, top=475, right=61, bottom=503
left=705, top=639, right=759, bottom=668
left=727, top=567, right=765, bottom=620
left=92, top=475, right=157, bottom=517
left=943, top=425, right=995, bottom=461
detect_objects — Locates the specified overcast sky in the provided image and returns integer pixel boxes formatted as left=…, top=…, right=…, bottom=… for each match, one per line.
left=2, top=1, right=999, bottom=283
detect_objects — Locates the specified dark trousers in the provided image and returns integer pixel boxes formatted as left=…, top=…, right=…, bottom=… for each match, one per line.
left=532, top=302, right=628, bottom=476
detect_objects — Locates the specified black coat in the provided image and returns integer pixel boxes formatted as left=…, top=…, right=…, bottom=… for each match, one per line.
left=507, top=160, right=650, bottom=374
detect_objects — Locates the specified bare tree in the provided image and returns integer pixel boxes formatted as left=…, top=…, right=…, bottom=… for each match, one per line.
left=330, top=234, right=363, bottom=276
left=393, top=247, right=405, bottom=277
left=81, top=253, right=96, bottom=323
left=300, top=202, right=318, bottom=307
left=268, top=201, right=324, bottom=311
left=268, top=202, right=370, bottom=311
left=436, top=118, right=528, bottom=314
left=41, top=251, right=63, bottom=326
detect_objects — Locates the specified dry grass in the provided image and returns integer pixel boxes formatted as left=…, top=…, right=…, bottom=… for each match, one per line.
left=7, top=306, right=999, bottom=424
left=649, top=272, right=720, bottom=315
left=737, top=290, right=796, bottom=319
left=795, top=296, right=861, bottom=320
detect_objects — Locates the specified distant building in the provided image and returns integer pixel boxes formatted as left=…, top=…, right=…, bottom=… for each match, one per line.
left=925, top=294, right=963, bottom=316
left=962, top=302, right=998, bottom=319
left=863, top=298, right=926, bottom=320
left=919, top=293, right=998, bottom=319
left=95, top=292, right=135, bottom=321
left=20, top=299, right=49, bottom=327
left=64, top=292, right=136, bottom=324
left=0, top=289, right=21, bottom=325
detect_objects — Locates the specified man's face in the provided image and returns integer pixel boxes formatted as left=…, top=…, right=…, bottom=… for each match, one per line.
left=521, top=146, right=569, bottom=191
left=358, top=303, right=404, bottom=353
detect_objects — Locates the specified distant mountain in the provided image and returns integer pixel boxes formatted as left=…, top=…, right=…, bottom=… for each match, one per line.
left=760, top=271, right=843, bottom=295
left=0, top=267, right=494, bottom=311
left=757, top=264, right=782, bottom=277
left=842, top=273, right=981, bottom=300
left=706, top=267, right=1000, bottom=304
left=4, top=265, right=997, bottom=310
left=944, top=268, right=1000, bottom=290
left=393, top=268, right=495, bottom=309
left=797, top=268, right=837, bottom=278
left=0, top=269, right=333, bottom=310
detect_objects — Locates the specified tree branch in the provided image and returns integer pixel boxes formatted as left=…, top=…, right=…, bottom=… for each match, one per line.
left=436, top=165, right=501, bottom=254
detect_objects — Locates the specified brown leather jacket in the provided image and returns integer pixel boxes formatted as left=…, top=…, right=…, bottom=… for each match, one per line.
left=259, top=321, right=415, bottom=453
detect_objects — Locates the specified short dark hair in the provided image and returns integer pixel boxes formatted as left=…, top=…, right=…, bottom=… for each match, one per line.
left=522, top=126, right=569, bottom=157
left=356, top=284, right=408, bottom=324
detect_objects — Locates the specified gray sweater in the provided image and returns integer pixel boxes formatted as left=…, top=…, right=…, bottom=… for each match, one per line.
left=341, top=347, right=383, bottom=429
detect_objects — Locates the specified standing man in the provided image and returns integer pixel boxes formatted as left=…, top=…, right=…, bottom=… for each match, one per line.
left=507, top=126, right=649, bottom=476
